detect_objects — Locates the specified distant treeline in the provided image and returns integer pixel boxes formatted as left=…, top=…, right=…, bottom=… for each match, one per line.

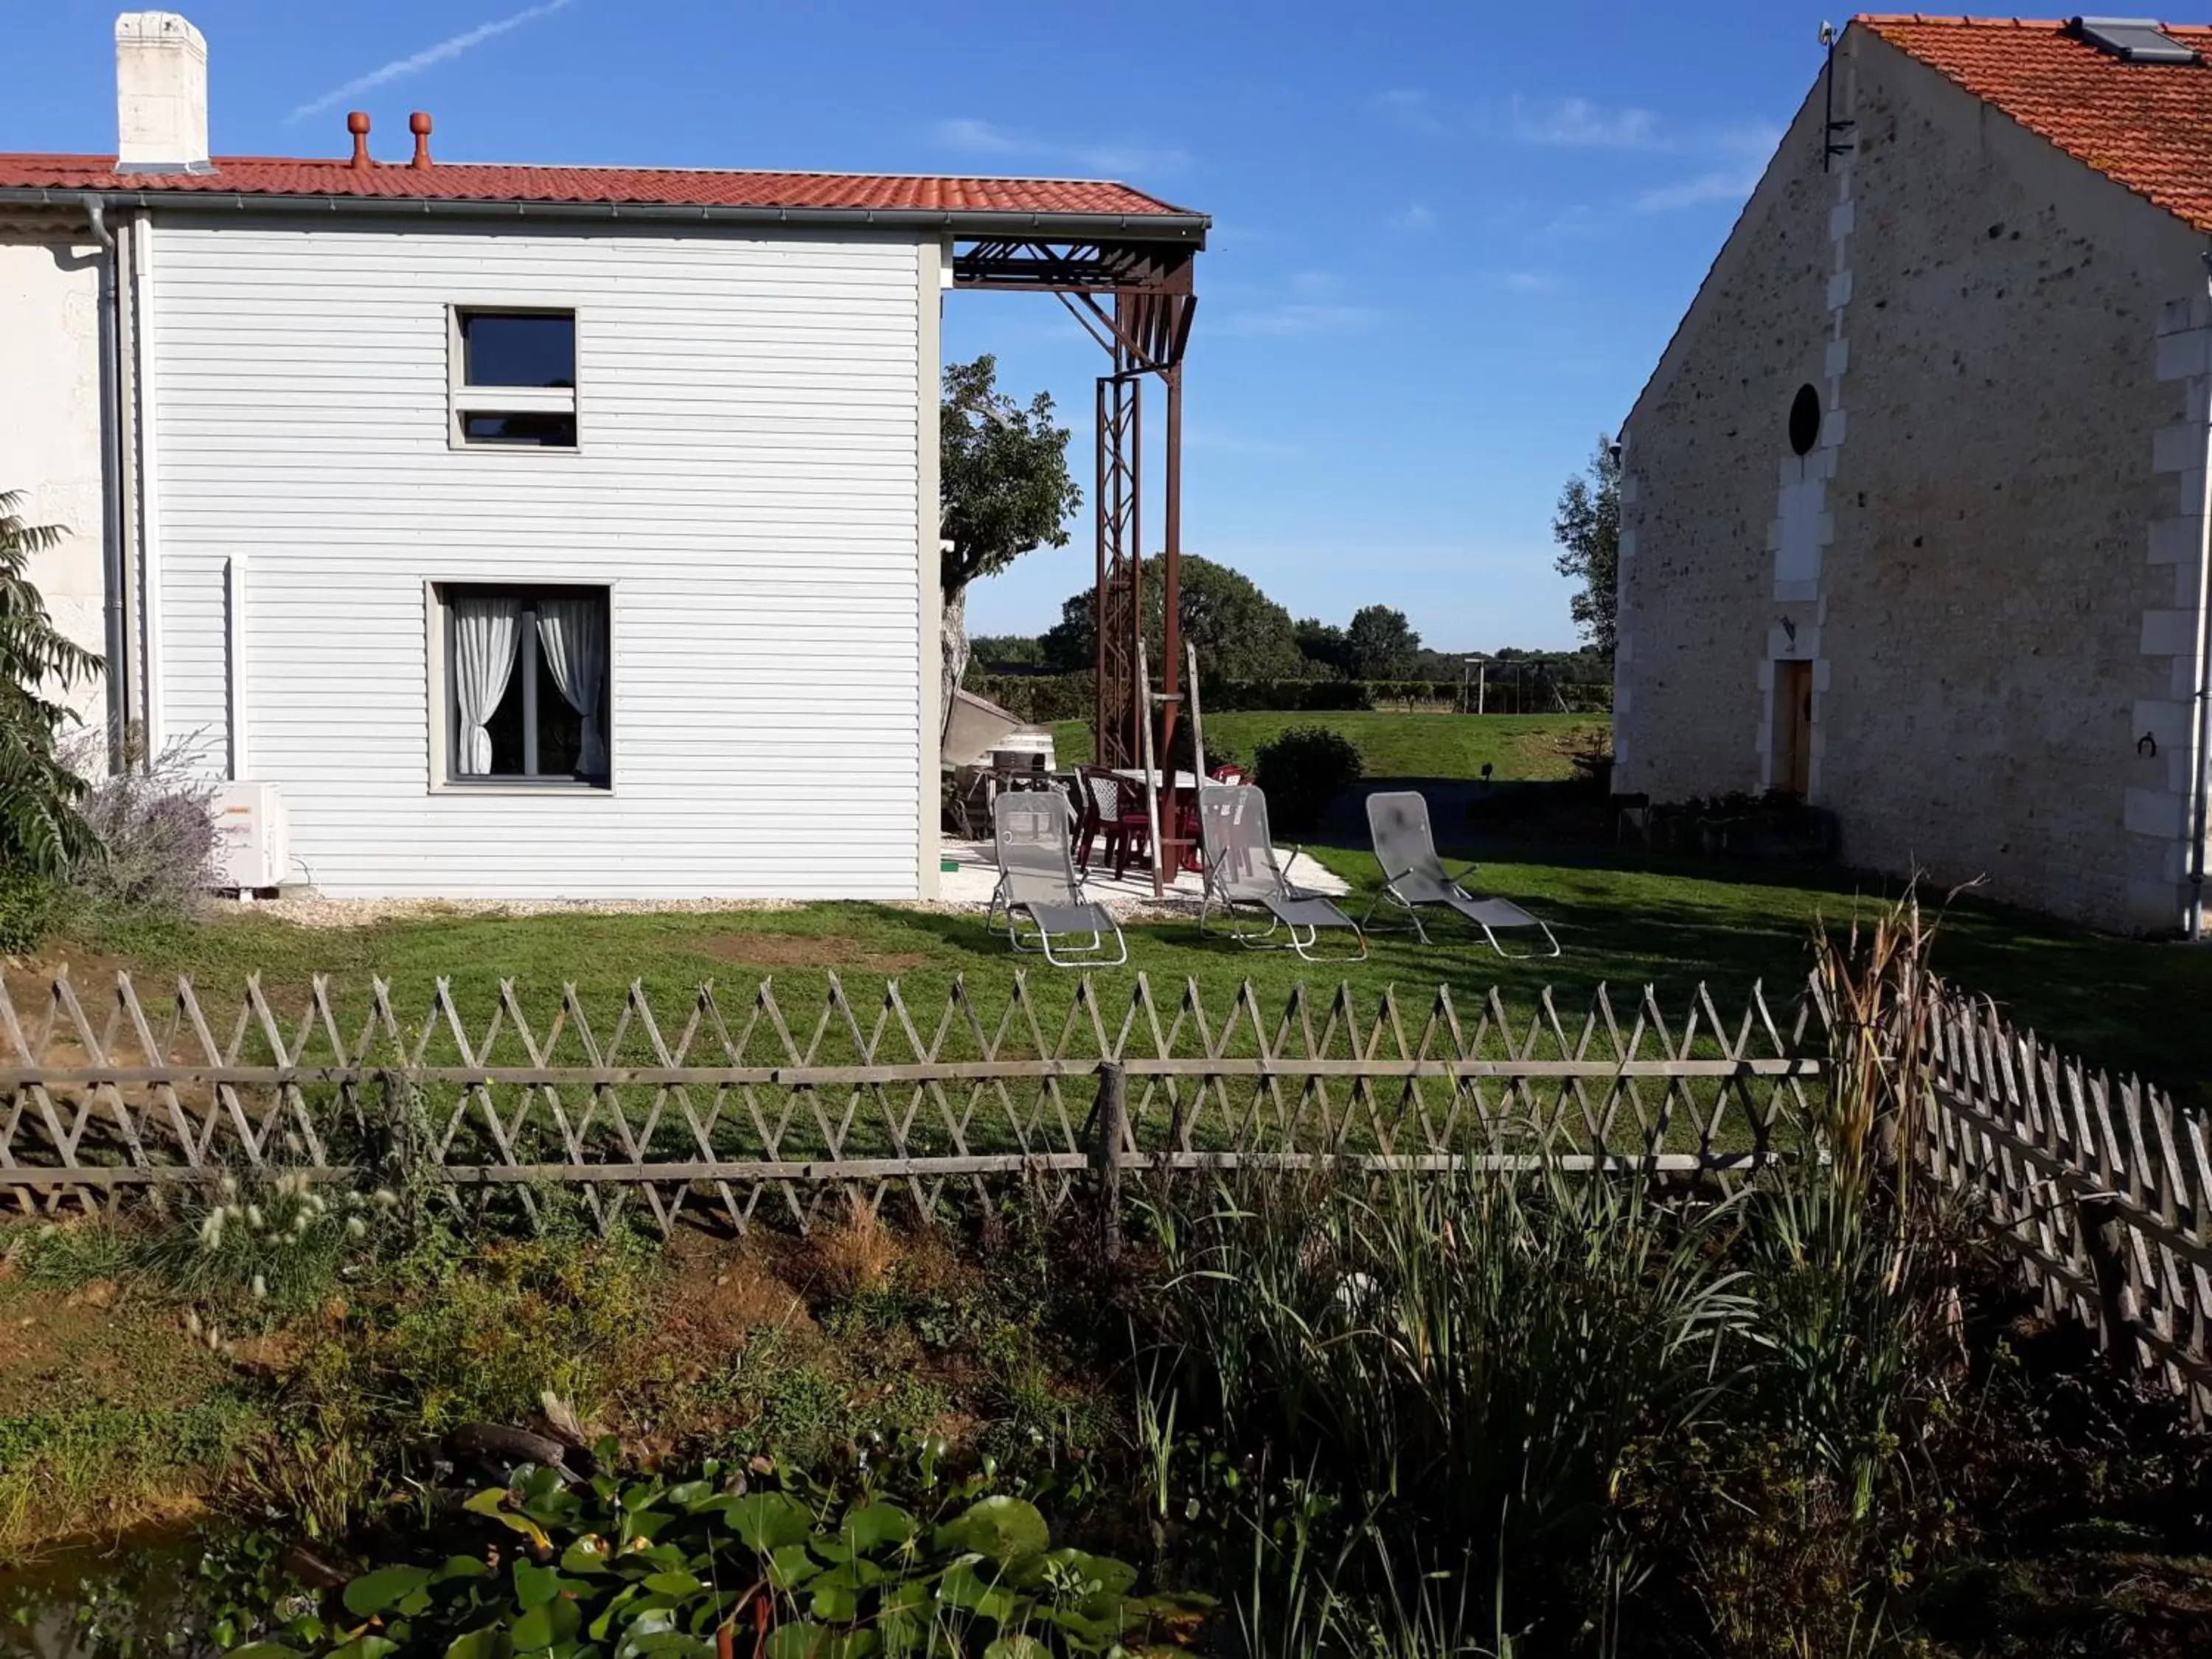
left=965, top=667, right=1614, bottom=726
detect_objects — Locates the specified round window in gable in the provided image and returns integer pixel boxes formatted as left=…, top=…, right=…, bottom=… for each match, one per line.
left=1787, top=384, right=1823, bottom=456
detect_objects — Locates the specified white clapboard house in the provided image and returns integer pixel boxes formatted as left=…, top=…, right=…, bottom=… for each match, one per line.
left=1, top=11, right=1203, bottom=899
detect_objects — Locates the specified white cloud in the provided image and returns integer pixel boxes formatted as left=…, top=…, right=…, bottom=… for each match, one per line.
left=1511, top=95, right=1658, bottom=148
left=289, top=0, right=575, bottom=122
left=1211, top=271, right=1378, bottom=338
left=1391, top=202, right=1438, bottom=232
left=933, top=117, right=1025, bottom=155
left=1211, top=303, right=1380, bottom=339
left=1500, top=271, right=1557, bottom=293
left=1634, top=164, right=1764, bottom=212
left=931, top=117, right=1189, bottom=178
left=1374, top=88, right=1450, bottom=136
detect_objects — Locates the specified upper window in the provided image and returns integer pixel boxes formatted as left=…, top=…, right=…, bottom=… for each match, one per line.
left=442, top=584, right=610, bottom=787
left=462, top=312, right=574, bottom=389
left=452, top=308, right=577, bottom=448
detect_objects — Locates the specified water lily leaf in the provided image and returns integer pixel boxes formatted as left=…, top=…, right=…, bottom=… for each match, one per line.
left=643, top=1570, right=704, bottom=1597
left=982, top=1639, right=1048, bottom=1659
left=510, top=1596, right=582, bottom=1652
left=465, top=1489, right=552, bottom=1553
left=560, top=1540, right=613, bottom=1576
left=433, top=1556, right=495, bottom=1585
left=811, top=1578, right=859, bottom=1623
left=722, top=1492, right=813, bottom=1554
left=442, top=1630, right=512, bottom=1659
left=344, top=1565, right=434, bottom=1618
left=931, top=1498, right=1048, bottom=1565
left=841, top=1502, right=915, bottom=1557
left=331, top=1638, right=400, bottom=1659
left=768, top=1543, right=824, bottom=1590
left=514, top=1559, right=565, bottom=1611
left=619, top=1479, right=669, bottom=1514
left=935, top=1561, right=1015, bottom=1622
left=618, top=1509, right=678, bottom=1544
left=1051, top=1550, right=1136, bottom=1598
left=765, top=1623, right=831, bottom=1659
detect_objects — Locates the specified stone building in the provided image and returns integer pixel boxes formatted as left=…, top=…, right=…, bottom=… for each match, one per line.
left=1615, top=14, right=2212, bottom=936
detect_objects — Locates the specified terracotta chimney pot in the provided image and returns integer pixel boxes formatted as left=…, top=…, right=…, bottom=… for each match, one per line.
left=346, top=110, right=369, bottom=170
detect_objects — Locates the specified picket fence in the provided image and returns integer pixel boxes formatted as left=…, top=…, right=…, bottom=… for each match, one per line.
left=0, top=970, right=2202, bottom=1405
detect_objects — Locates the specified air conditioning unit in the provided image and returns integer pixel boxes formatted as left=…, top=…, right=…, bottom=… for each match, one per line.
left=209, top=782, right=289, bottom=893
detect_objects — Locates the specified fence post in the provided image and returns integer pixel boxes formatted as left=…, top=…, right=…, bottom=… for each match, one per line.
left=2077, top=1192, right=2132, bottom=1356
left=1093, top=1061, right=1127, bottom=1265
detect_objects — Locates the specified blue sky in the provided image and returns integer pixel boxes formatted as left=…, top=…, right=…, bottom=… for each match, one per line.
left=7, top=1, right=1834, bottom=650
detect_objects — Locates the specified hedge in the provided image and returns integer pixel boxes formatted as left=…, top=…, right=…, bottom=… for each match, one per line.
left=963, top=672, right=1613, bottom=722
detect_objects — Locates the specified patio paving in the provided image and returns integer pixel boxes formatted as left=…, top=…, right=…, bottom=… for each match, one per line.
left=937, top=840, right=1349, bottom=916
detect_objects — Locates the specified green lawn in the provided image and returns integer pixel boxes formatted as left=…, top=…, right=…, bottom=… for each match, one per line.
left=1051, top=712, right=1610, bottom=779
left=25, top=837, right=2208, bottom=1119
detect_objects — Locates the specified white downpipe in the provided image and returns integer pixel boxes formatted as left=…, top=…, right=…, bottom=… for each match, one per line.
left=225, top=553, right=247, bottom=779
left=133, top=214, right=164, bottom=754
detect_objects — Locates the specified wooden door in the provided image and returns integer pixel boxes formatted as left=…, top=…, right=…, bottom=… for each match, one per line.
left=1776, top=660, right=1813, bottom=797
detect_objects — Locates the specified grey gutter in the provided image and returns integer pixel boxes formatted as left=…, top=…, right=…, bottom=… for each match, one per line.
left=78, top=193, right=131, bottom=770
left=1, top=187, right=1208, bottom=243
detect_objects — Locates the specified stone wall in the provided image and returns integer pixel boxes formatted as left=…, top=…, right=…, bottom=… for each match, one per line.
left=1620, top=27, right=2208, bottom=931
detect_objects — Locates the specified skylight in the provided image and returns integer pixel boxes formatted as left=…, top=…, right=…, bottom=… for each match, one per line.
left=2070, top=16, right=2199, bottom=64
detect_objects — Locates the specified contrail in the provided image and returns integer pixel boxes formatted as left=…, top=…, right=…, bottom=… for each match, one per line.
left=288, top=0, right=574, bottom=122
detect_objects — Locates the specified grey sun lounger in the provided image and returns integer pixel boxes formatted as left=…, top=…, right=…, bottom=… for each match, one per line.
left=1361, top=790, right=1560, bottom=958
left=987, top=791, right=1127, bottom=967
left=1197, top=784, right=1368, bottom=962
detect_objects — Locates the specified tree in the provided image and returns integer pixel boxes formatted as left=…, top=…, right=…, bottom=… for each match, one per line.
left=1041, top=554, right=1304, bottom=682
left=1293, top=617, right=1352, bottom=680
left=1, top=490, right=102, bottom=876
left=939, top=356, right=1082, bottom=726
left=1553, top=436, right=1620, bottom=657
left=1346, top=605, right=1422, bottom=679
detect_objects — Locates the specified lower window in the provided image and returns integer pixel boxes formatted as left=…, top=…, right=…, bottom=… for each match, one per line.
left=442, top=584, right=611, bottom=785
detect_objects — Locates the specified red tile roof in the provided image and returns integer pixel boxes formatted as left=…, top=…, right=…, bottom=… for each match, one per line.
left=1857, top=13, right=2212, bottom=231
left=0, top=153, right=1195, bottom=223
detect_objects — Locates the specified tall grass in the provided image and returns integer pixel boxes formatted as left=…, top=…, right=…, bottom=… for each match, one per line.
left=1133, top=892, right=1976, bottom=1656
left=1147, top=1161, right=1758, bottom=1647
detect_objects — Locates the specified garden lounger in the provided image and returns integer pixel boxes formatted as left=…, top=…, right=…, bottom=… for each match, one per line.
left=1361, top=790, right=1560, bottom=958
left=987, top=791, right=1127, bottom=968
left=1197, top=784, right=1368, bottom=962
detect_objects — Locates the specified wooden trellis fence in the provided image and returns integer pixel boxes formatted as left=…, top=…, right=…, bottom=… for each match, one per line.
left=0, top=970, right=1820, bottom=1235
left=1921, top=992, right=2209, bottom=1405
left=1, top=970, right=2204, bottom=1405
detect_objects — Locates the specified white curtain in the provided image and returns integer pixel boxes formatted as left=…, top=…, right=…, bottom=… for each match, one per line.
left=537, top=597, right=608, bottom=775
left=452, top=595, right=521, bottom=775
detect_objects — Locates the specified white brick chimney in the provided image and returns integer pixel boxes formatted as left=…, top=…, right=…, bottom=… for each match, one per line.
left=115, top=11, right=211, bottom=174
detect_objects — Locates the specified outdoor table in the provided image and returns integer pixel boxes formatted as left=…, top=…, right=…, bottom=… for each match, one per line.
left=1110, top=770, right=1203, bottom=874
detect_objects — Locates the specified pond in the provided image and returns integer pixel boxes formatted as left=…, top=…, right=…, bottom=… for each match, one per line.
left=1, top=1523, right=315, bottom=1658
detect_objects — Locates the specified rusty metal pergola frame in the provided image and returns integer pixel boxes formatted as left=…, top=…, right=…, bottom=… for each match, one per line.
left=953, top=234, right=1200, bottom=894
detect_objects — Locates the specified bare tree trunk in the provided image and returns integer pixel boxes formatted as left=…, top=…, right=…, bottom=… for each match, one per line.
left=940, top=585, right=969, bottom=740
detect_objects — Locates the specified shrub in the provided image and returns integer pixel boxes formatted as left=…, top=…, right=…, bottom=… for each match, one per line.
left=1253, top=724, right=1362, bottom=831
left=65, top=732, right=218, bottom=913
left=0, top=864, right=60, bottom=954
